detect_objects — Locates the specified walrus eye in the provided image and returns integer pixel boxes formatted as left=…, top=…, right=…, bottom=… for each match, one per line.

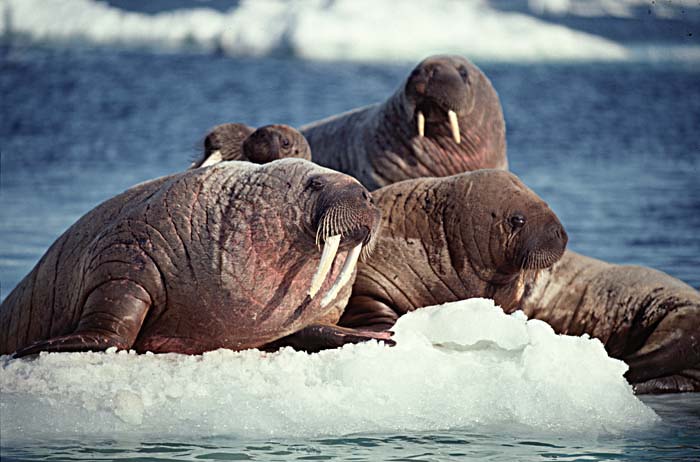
left=281, top=138, right=291, bottom=148
left=458, top=66, right=469, bottom=82
left=309, top=177, right=326, bottom=191
left=510, top=214, right=526, bottom=229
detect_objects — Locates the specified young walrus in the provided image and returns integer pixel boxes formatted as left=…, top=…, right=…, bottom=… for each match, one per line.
left=340, top=172, right=700, bottom=393
left=190, top=123, right=311, bottom=169
left=300, top=55, right=506, bottom=190
left=0, top=159, right=386, bottom=356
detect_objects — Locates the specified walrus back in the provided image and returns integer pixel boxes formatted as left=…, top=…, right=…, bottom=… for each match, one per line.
left=301, top=103, right=385, bottom=188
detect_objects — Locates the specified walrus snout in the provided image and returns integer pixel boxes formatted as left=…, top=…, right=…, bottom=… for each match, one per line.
left=244, top=127, right=280, bottom=163
left=549, top=222, right=568, bottom=245
left=314, top=182, right=381, bottom=250
left=243, top=124, right=312, bottom=163
left=406, top=61, right=468, bottom=106
left=308, top=179, right=381, bottom=305
left=405, top=57, right=470, bottom=144
left=190, top=122, right=255, bottom=168
left=517, top=216, right=568, bottom=270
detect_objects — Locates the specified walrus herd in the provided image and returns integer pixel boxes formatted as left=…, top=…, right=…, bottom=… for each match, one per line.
left=1, top=55, right=697, bottom=394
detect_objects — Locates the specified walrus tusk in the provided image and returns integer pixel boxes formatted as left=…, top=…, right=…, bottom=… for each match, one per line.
left=200, top=150, right=223, bottom=168
left=417, top=111, right=425, bottom=137
left=308, top=234, right=341, bottom=299
left=321, top=243, right=362, bottom=307
left=448, top=110, right=460, bottom=144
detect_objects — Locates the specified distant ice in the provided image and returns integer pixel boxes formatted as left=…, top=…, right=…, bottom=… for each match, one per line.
left=0, top=298, right=658, bottom=442
left=0, top=0, right=630, bottom=61
left=528, top=0, right=700, bottom=19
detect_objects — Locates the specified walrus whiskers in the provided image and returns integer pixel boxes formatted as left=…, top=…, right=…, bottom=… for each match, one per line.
left=448, top=110, right=461, bottom=144
left=308, top=234, right=341, bottom=299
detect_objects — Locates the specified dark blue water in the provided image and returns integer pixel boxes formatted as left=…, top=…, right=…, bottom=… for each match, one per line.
left=1, top=47, right=699, bottom=460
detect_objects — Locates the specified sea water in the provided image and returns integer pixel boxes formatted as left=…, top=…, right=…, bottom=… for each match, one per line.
left=1, top=0, right=699, bottom=460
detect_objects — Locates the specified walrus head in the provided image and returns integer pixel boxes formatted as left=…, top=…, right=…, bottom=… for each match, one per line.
left=194, top=123, right=254, bottom=168
left=304, top=172, right=382, bottom=306
left=446, top=170, right=568, bottom=281
left=193, top=123, right=311, bottom=168
left=403, top=55, right=479, bottom=145
left=242, top=124, right=312, bottom=163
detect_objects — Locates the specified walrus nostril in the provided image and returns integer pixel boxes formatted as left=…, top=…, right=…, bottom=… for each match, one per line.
left=550, top=224, right=568, bottom=244
left=428, top=64, right=442, bottom=79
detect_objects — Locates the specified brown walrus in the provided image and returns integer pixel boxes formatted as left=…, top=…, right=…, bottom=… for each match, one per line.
left=300, top=55, right=506, bottom=190
left=340, top=173, right=700, bottom=394
left=0, top=159, right=388, bottom=356
left=190, top=123, right=311, bottom=169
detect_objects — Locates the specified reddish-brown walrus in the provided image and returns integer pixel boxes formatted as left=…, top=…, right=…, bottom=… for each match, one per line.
left=300, top=55, right=506, bottom=190
left=0, top=159, right=389, bottom=356
left=190, top=123, right=311, bottom=169
left=339, top=172, right=700, bottom=394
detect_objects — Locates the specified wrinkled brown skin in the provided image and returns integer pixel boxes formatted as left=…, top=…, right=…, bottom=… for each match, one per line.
left=190, top=123, right=311, bottom=169
left=300, top=55, right=507, bottom=191
left=342, top=170, right=567, bottom=330
left=0, top=159, right=386, bottom=356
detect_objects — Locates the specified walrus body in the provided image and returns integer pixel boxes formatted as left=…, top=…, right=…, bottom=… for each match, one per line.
left=341, top=171, right=567, bottom=330
left=301, top=55, right=506, bottom=190
left=190, top=124, right=311, bottom=169
left=0, top=159, right=384, bottom=356
left=341, top=174, right=700, bottom=393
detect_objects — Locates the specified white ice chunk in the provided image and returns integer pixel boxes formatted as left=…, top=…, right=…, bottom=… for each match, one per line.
left=0, top=298, right=658, bottom=442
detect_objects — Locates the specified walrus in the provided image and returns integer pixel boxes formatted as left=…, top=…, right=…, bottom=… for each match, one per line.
left=190, top=123, right=311, bottom=169
left=0, top=159, right=387, bottom=356
left=339, top=173, right=700, bottom=393
left=300, top=55, right=507, bottom=190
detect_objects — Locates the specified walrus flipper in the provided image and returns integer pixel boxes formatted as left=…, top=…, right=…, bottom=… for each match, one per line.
left=623, top=305, right=700, bottom=393
left=632, top=370, right=700, bottom=394
left=14, top=280, right=151, bottom=357
left=264, top=323, right=395, bottom=353
left=338, top=295, right=399, bottom=332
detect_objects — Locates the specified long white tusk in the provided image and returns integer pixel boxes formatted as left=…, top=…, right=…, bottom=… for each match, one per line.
left=321, top=243, right=362, bottom=307
left=417, top=111, right=425, bottom=137
left=200, top=150, right=223, bottom=168
left=447, top=110, right=460, bottom=144
left=308, top=234, right=341, bottom=299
